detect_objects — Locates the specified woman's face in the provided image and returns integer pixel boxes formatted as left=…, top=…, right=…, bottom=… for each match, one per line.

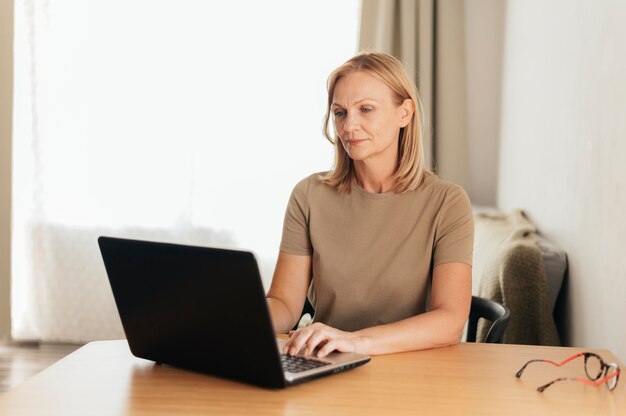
left=332, top=71, right=412, bottom=167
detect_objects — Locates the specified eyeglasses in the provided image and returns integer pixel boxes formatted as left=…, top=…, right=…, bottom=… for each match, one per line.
left=515, top=352, right=621, bottom=393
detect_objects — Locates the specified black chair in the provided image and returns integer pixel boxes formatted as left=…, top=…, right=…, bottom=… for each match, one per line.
left=466, top=296, right=510, bottom=343
left=294, top=296, right=511, bottom=344
left=292, top=298, right=316, bottom=331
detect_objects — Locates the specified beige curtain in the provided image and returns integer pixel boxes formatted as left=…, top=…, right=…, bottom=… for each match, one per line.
left=359, top=0, right=469, bottom=188
left=0, top=0, right=13, bottom=343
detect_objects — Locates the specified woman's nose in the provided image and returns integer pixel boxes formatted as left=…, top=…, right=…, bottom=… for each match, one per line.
left=342, top=112, right=360, bottom=132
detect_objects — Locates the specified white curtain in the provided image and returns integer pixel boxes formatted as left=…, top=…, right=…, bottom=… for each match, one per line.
left=12, top=0, right=360, bottom=343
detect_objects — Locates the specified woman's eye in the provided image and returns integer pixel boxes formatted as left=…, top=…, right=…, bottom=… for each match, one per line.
left=361, top=106, right=373, bottom=113
left=333, top=110, right=346, bottom=117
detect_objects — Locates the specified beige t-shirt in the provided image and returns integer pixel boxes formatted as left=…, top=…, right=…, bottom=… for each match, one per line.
left=279, top=172, right=474, bottom=331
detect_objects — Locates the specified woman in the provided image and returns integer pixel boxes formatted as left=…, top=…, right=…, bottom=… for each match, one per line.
left=267, top=52, right=473, bottom=358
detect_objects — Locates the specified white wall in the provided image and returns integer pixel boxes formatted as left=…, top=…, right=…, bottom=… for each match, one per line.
left=0, top=0, right=13, bottom=343
left=498, top=0, right=626, bottom=361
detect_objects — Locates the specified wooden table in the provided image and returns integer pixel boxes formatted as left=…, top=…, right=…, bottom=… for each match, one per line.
left=0, top=340, right=624, bottom=415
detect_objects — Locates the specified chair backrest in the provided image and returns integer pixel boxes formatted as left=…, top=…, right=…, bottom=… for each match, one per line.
left=292, top=298, right=316, bottom=331
left=466, top=296, right=511, bottom=343
left=295, top=296, right=511, bottom=343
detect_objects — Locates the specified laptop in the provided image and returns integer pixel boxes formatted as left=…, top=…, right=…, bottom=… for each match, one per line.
left=98, top=236, right=370, bottom=388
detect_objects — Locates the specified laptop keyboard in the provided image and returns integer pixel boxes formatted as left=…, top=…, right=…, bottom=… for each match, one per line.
left=280, top=354, right=331, bottom=373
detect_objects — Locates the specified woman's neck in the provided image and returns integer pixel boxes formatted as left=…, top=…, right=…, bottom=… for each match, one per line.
left=353, top=160, right=396, bottom=193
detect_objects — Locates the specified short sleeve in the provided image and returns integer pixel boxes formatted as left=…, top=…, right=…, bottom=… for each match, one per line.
left=433, top=185, right=474, bottom=266
left=279, top=177, right=313, bottom=255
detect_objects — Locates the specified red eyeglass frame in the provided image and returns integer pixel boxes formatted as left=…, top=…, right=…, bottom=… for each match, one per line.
left=515, top=351, right=621, bottom=393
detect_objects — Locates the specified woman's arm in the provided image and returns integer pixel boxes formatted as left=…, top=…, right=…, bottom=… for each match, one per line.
left=283, top=262, right=471, bottom=357
left=266, top=251, right=312, bottom=334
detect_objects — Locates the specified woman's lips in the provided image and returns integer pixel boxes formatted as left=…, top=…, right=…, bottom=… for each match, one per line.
left=346, top=139, right=367, bottom=145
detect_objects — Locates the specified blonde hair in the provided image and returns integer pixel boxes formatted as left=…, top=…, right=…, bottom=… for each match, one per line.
left=321, top=51, right=429, bottom=193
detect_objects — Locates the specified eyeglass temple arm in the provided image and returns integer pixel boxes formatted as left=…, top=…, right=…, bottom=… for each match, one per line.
left=537, top=371, right=621, bottom=393
left=516, top=353, right=586, bottom=378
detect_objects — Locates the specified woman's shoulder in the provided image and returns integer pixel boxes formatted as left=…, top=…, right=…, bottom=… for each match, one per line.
left=415, top=173, right=472, bottom=214
left=419, top=172, right=468, bottom=198
left=292, top=171, right=332, bottom=192
left=288, top=171, right=336, bottom=202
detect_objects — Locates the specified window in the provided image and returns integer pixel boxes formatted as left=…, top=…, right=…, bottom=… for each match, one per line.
left=12, top=0, right=360, bottom=341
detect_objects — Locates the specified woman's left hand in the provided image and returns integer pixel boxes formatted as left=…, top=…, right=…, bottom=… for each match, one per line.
left=282, top=322, right=365, bottom=358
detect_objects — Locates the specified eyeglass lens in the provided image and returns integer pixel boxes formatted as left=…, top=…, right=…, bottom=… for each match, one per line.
left=585, top=353, right=620, bottom=391
left=606, top=364, right=620, bottom=391
left=584, top=354, right=603, bottom=380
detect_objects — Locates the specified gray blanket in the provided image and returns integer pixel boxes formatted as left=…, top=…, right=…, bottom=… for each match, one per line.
left=473, top=210, right=561, bottom=345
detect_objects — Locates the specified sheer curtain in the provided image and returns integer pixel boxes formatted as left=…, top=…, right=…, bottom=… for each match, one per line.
left=12, top=0, right=360, bottom=343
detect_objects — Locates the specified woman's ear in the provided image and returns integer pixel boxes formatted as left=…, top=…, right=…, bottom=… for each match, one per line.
left=399, top=99, right=414, bottom=128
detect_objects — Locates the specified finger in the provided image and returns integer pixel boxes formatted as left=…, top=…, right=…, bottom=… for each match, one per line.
left=317, top=339, right=338, bottom=358
left=317, top=338, right=354, bottom=358
left=291, top=323, right=327, bottom=354
left=282, top=330, right=301, bottom=354
left=288, top=329, right=313, bottom=356
left=303, top=331, right=328, bottom=356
